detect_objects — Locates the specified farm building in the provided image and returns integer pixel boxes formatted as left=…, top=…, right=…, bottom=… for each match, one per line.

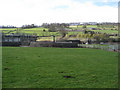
left=1, top=35, right=38, bottom=46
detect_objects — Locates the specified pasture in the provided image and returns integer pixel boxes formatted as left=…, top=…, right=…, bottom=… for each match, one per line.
left=1, top=25, right=118, bottom=36
left=92, top=30, right=118, bottom=34
left=1, top=25, right=119, bottom=42
left=2, top=47, right=118, bottom=88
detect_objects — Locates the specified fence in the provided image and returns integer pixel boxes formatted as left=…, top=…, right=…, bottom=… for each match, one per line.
left=78, top=44, right=119, bottom=51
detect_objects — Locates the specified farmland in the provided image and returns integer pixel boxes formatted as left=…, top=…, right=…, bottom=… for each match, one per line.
left=2, top=47, right=118, bottom=88
left=91, top=30, right=118, bottom=34
left=0, top=25, right=118, bottom=35
left=1, top=24, right=119, bottom=42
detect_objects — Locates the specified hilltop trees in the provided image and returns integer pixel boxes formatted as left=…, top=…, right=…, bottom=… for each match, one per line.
left=42, top=23, right=69, bottom=32
left=42, top=23, right=69, bottom=38
left=82, top=25, right=87, bottom=29
left=21, top=24, right=37, bottom=29
left=1, top=25, right=16, bottom=28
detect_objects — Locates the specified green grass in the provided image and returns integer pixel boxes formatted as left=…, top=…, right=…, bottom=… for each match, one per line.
left=69, top=25, right=98, bottom=29
left=2, top=47, right=118, bottom=88
left=92, top=30, right=118, bottom=34
left=0, top=28, right=17, bottom=30
left=1, top=27, right=61, bottom=36
left=23, top=31, right=59, bottom=36
left=87, top=25, right=98, bottom=28
left=0, top=28, right=47, bottom=31
left=22, top=27, right=48, bottom=31
left=1, top=27, right=118, bottom=35
left=68, top=32, right=83, bottom=35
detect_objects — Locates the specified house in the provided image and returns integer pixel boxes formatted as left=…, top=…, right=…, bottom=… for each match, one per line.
left=2, top=35, right=38, bottom=46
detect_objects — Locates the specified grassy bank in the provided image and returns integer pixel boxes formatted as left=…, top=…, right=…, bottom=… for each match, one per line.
left=2, top=47, right=118, bottom=88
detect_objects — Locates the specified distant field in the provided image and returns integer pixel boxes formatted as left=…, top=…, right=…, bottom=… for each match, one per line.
left=3, top=47, right=118, bottom=88
left=87, top=25, right=98, bottom=28
left=92, top=30, right=118, bottom=34
left=1, top=27, right=83, bottom=36
left=22, top=27, right=48, bottom=31
left=1, top=26, right=118, bottom=35
left=0, top=28, right=47, bottom=31
left=70, top=25, right=97, bottom=27
left=69, top=25, right=98, bottom=28
left=0, top=28, right=16, bottom=30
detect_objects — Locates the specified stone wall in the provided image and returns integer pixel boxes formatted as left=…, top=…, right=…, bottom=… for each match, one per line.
left=30, top=41, right=79, bottom=48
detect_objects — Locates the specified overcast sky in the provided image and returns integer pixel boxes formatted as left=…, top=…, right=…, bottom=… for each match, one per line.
left=0, top=0, right=118, bottom=27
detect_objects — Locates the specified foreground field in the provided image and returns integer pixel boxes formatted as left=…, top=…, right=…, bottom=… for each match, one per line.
left=2, top=47, right=118, bottom=88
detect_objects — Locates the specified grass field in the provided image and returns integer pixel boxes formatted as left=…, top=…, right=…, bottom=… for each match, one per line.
left=2, top=47, right=118, bottom=88
left=0, top=28, right=16, bottom=30
left=92, top=30, right=118, bottom=34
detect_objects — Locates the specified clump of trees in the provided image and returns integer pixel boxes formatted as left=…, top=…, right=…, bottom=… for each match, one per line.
left=21, top=24, right=37, bottom=29
left=82, top=25, right=87, bottom=29
left=77, top=32, right=110, bottom=43
left=96, top=23, right=118, bottom=29
left=42, top=23, right=69, bottom=32
left=42, top=23, right=69, bottom=38
left=0, top=25, right=16, bottom=28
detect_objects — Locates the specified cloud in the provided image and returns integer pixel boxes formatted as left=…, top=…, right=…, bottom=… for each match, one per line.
left=72, top=0, right=119, bottom=3
left=52, top=5, right=69, bottom=10
left=0, top=0, right=118, bottom=27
